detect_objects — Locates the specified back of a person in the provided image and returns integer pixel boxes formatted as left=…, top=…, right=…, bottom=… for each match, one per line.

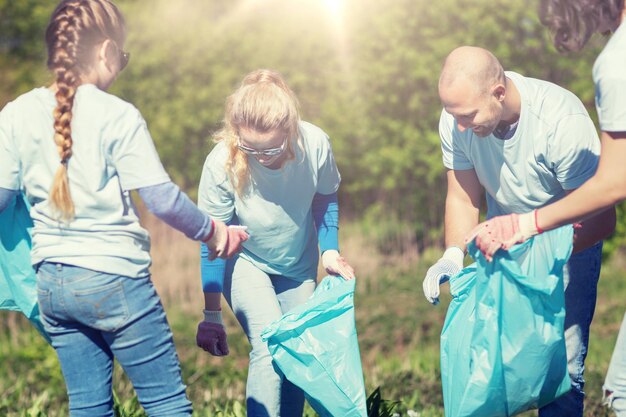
left=5, top=85, right=156, bottom=277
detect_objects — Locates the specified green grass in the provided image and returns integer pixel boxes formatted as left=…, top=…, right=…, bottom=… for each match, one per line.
left=1, top=253, right=624, bottom=416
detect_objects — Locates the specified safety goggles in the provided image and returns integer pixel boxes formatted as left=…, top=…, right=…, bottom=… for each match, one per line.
left=237, top=137, right=287, bottom=157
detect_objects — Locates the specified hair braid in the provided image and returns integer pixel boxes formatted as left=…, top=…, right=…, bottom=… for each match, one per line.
left=45, top=0, right=126, bottom=221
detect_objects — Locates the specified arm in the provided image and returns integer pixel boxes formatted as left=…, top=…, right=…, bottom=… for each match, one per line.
left=468, top=131, right=626, bottom=259
left=565, top=188, right=616, bottom=254
left=138, top=182, right=247, bottom=258
left=444, top=169, right=483, bottom=250
left=538, top=130, right=626, bottom=231
left=0, top=188, right=19, bottom=213
left=422, top=169, right=482, bottom=304
left=312, top=192, right=355, bottom=280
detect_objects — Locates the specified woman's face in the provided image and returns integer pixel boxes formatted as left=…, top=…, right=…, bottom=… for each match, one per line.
left=237, top=127, right=289, bottom=168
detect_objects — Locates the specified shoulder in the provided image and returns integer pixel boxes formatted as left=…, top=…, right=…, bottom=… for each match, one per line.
left=76, top=85, right=145, bottom=129
left=201, top=141, right=230, bottom=182
left=299, top=121, right=330, bottom=144
left=298, top=120, right=333, bottom=157
left=514, top=72, right=590, bottom=125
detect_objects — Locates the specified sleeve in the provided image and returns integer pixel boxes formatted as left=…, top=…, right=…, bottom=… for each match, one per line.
left=440, top=109, right=474, bottom=170
left=107, top=107, right=170, bottom=191
left=0, top=188, right=19, bottom=213
left=199, top=215, right=239, bottom=293
left=595, top=76, right=626, bottom=132
left=312, top=192, right=339, bottom=253
left=315, top=131, right=341, bottom=195
left=548, top=113, right=601, bottom=190
left=197, top=148, right=235, bottom=223
left=0, top=103, right=21, bottom=190
left=137, top=182, right=213, bottom=241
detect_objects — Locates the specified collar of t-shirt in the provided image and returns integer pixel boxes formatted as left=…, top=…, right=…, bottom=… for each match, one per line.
left=493, top=119, right=519, bottom=140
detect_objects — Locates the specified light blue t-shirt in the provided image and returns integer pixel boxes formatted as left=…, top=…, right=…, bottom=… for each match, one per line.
left=0, top=85, right=171, bottom=277
left=198, top=121, right=341, bottom=281
left=440, top=71, right=600, bottom=218
left=593, top=22, right=626, bottom=132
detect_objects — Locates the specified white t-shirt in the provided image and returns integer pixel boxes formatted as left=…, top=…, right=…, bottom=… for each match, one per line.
left=593, top=22, right=626, bottom=132
left=0, top=84, right=170, bottom=277
left=440, top=71, right=600, bottom=218
left=198, top=121, right=341, bottom=281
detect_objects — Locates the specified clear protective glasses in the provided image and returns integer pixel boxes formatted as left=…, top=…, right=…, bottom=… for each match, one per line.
left=237, top=136, right=288, bottom=158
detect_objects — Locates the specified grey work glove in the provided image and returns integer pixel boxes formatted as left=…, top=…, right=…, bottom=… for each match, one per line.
left=422, top=246, right=464, bottom=305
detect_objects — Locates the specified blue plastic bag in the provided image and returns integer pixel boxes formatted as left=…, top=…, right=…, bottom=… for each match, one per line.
left=261, top=275, right=367, bottom=417
left=0, top=193, right=49, bottom=341
left=441, top=226, right=573, bottom=417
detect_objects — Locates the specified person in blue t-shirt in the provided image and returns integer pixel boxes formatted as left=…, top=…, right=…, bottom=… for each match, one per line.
left=196, top=69, right=354, bottom=417
left=0, top=1, right=247, bottom=415
left=470, top=2, right=626, bottom=415
left=423, top=46, right=616, bottom=417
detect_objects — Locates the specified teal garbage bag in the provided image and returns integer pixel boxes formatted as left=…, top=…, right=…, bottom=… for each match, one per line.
left=441, top=225, right=573, bottom=417
left=261, top=275, right=367, bottom=417
left=0, top=193, right=49, bottom=341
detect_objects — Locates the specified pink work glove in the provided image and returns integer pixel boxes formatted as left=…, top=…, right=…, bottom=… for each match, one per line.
left=196, top=310, right=229, bottom=356
left=465, top=211, right=540, bottom=261
left=204, top=222, right=248, bottom=260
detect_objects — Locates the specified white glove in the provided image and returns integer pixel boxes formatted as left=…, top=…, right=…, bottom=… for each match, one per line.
left=422, top=247, right=464, bottom=305
left=321, top=249, right=355, bottom=280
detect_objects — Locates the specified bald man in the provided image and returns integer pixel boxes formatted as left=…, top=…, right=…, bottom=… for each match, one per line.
left=422, top=46, right=616, bottom=417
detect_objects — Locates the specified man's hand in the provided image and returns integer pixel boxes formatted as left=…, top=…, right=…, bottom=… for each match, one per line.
left=196, top=310, right=229, bottom=356
left=321, top=249, right=355, bottom=280
left=204, top=221, right=248, bottom=260
left=422, top=247, right=464, bottom=305
left=465, top=211, right=539, bottom=261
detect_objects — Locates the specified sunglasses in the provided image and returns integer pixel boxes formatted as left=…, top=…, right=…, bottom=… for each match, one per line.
left=237, top=136, right=288, bottom=157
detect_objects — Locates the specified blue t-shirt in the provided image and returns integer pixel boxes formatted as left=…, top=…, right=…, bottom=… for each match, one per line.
left=440, top=71, right=600, bottom=218
left=198, top=121, right=341, bottom=281
left=593, top=22, right=626, bottom=132
left=0, top=85, right=171, bottom=277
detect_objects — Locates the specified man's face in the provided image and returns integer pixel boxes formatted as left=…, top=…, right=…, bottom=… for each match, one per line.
left=439, top=80, right=503, bottom=138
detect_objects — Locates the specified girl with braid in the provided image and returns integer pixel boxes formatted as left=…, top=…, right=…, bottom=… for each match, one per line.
left=196, top=69, right=355, bottom=417
left=0, top=1, right=247, bottom=415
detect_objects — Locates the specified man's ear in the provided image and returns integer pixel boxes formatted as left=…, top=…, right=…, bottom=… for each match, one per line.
left=493, top=84, right=506, bottom=102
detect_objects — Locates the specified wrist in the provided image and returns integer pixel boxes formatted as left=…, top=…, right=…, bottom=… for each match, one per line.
left=203, top=309, right=224, bottom=325
left=441, top=246, right=464, bottom=268
left=519, top=211, right=540, bottom=238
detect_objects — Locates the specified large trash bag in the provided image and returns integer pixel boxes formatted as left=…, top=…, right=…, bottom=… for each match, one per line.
left=441, top=225, right=573, bottom=417
left=261, top=275, right=367, bottom=417
left=0, top=193, right=49, bottom=341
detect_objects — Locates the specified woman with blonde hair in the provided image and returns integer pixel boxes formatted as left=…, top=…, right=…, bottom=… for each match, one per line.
left=196, top=69, right=354, bottom=416
left=0, top=0, right=247, bottom=415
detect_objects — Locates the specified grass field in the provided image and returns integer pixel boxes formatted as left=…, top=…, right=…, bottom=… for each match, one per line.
left=1, top=217, right=624, bottom=416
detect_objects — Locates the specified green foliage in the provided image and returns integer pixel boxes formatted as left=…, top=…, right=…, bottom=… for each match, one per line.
left=0, top=0, right=623, bottom=254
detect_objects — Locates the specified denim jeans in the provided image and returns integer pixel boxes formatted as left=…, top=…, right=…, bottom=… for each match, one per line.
left=539, top=242, right=602, bottom=417
left=36, top=262, right=192, bottom=417
left=603, top=311, right=626, bottom=417
left=224, top=256, right=316, bottom=417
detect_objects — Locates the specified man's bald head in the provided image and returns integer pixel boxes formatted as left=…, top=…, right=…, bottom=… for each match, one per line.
left=439, top=46, right=505, bottom=96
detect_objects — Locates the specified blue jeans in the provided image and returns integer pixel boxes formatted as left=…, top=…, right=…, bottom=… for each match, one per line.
left=539, top=242, right=602, bottom=417
left=604, top=311, right=626, bottom=417
left=224, top=257, right=316, bottom=417
left=36, top=263, right=192, bottom=417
